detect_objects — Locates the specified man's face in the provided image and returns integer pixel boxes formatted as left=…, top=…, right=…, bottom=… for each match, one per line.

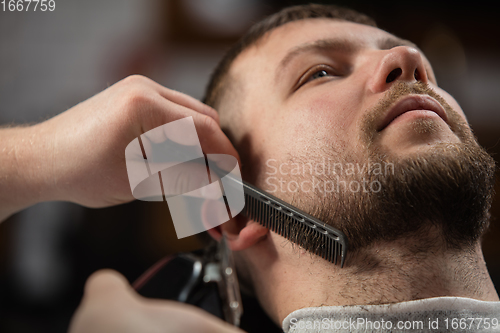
left=226, top=19, right=495, bottom=250
left=229, top=19, right=466, bottom=179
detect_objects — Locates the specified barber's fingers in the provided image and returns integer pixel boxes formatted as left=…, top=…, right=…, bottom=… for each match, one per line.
left=83, top=269, right=135, bottom=301
left=127, top=159, right=224, bottom=200
left=160, top=161, right=223, bottom=199
left=70, top=270, right=140, bottom=333
left=155, top=86, right=220, bottom=124
left=137, top=93, right=240, bottom=162
left=123, top=75, right=219, bottom=123
left=74, top=269, right=246, bottom=333
left=115, top=75, right=237, bottom=161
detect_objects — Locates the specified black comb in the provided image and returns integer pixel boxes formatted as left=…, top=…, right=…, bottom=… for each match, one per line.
left=240, top=181, right=347, bottom=267
left=212, top=164, right=348, bottom=268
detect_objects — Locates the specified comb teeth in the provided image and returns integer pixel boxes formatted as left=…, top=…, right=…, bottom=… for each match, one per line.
left=241, top=190, right=348, bottom=267
left=208, top=163, right=348, bottom=267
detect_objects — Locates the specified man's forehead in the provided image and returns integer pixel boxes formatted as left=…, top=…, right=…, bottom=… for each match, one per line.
left=231, top=19, right=413, bottom=72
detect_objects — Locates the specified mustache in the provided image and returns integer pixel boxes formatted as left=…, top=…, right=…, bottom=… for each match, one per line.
left=360, top=81, right=469, bottom=145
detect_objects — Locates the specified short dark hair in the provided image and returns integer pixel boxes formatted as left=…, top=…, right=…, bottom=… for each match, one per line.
left=202, top=4, right=377, bottom=109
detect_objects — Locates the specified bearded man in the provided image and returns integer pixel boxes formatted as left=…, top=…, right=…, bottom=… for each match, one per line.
left=1, top=3, right=498, bottom=333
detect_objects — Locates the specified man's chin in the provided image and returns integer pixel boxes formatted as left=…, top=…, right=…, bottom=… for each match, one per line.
left=310, top=134, right=496, bottom=252
left=368, top=138, right=495, bottom=249
left=375, top=119, right=462, bottom=157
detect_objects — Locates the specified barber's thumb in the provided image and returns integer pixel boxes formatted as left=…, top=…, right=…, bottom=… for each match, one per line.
left=83, top=269, right=135, bottom=300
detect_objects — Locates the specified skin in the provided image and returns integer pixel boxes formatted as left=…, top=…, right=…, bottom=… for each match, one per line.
left=0, top=19, right=497, bottom=333
left=69, top=270, right=243, bottom=333
left=220, top=19, right=462, bottom=180
left=209, top=19, right=499, bottom=325
left=0, top=75, right=242, bottom=332
left=0, top=74, right=239, bottom=221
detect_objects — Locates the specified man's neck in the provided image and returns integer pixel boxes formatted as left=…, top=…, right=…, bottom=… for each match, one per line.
left=245, top=233, right=499, bottom=325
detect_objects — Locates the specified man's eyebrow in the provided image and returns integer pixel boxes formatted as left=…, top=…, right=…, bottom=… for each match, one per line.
left=275, top=36, right=420, bottom=83
left=276, top=38, right=357, bottom=75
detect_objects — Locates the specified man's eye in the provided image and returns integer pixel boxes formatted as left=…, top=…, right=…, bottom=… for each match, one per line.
left=310, top=70, right=331, bottom=80
left=296, top=65, right=340, bottom=88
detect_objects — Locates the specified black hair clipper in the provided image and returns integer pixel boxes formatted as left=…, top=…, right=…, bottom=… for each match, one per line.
left=134, top=234, right=242, bottom=326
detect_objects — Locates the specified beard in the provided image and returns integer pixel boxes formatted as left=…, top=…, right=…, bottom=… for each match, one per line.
left=277, top=82, right=496, bottom=253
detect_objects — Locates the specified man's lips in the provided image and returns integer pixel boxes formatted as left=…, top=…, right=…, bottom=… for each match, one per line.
left=377, top=95, right=448, bottom=131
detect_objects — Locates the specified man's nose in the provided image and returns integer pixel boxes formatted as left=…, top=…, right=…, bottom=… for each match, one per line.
left=367, top=46, right=429, bottom=93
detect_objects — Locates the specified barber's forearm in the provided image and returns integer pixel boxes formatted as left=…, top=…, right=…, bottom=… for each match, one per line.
left=0, top=124, right=57, bottom=221
left=0, top=75, right=236, bottom=222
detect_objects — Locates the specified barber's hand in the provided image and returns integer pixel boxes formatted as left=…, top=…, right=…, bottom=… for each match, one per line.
left=69, top=270, right=245, bottom=333
left=30, top=75, right=239, bottom=209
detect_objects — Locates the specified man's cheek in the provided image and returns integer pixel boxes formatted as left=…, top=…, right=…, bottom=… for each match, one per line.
left=432, top=85, right=468, bottom=123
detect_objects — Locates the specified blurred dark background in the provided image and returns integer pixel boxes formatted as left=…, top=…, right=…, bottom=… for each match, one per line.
left=0, top=0, right=499, bottom=332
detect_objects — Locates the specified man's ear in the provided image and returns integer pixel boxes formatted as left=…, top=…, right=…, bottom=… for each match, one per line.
left=202, top=200, right=268, bottom=251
